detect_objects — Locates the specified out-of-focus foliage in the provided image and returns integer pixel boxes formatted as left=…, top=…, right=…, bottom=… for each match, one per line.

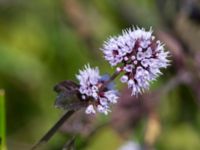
left=0, top=0, right=200, bottom=149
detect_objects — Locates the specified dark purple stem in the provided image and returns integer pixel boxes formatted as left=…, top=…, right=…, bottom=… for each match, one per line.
left=99, top=70, right=121, bottom=91
left=31, top=110, right=75, bottom=150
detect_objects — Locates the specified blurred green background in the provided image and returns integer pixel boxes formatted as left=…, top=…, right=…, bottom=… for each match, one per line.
left=0, top=0, right=200, bottom=150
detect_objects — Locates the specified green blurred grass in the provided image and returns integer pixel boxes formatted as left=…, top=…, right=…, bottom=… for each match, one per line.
left=0, top=90, right=6, bottom=150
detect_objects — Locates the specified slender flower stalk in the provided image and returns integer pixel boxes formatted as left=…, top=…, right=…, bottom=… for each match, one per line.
left=99, top=70, right=121, bottom=92
left=31, top=111, right=75, bottom=150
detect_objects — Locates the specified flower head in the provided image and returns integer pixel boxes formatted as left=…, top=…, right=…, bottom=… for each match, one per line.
left=101, top=27, right=170, bottom=95
left=76, top=64, right=118, bottom=115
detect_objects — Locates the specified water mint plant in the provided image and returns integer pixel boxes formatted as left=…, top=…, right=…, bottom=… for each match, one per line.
left=55, top=27, right=170, bottom=115
left=32, top=26, right=170, bottom=150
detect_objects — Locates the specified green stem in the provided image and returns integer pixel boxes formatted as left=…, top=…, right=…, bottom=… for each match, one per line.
left=0, top=90, right=7, bottom=150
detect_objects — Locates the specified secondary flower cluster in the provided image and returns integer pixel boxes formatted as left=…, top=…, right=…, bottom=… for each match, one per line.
left=76, top=65, right=118, bottom=115
left=101, top=27, right=169, bottom=95
left=74, top=27, right=169, bottom=115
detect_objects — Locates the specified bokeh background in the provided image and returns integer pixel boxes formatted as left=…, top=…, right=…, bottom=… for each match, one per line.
left=0, top=0, right=200, bottom=149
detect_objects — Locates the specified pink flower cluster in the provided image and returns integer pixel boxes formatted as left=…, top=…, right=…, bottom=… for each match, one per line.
left=76, top=27, right=170, bottom=114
